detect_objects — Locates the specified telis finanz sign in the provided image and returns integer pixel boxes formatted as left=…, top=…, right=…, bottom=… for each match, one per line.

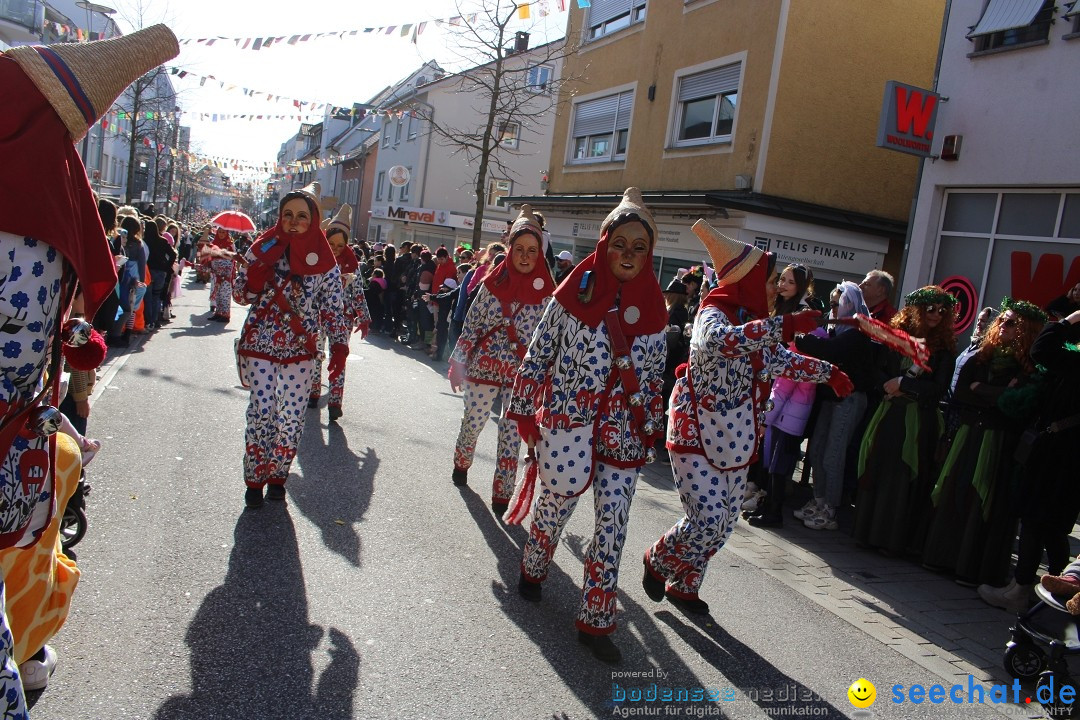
left=876, top=80, right=940, bottom=159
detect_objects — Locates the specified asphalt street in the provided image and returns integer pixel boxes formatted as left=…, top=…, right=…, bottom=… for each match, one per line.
left=28, top=278, right=1025, bottom=720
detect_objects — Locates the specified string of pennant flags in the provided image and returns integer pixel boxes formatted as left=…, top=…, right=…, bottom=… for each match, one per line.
left=175, top=1, right=591, bottom=48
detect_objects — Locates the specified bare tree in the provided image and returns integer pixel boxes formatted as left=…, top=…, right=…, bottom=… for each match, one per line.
left=120, top=68, right=176, bottom=205
left=408, top=0, right=579, bottom=248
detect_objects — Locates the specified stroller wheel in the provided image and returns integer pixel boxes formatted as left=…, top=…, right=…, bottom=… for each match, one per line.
left=1004, top=643, right=1047, bottom=680
left=60, top=505, right=87, bottom=551
left=1037, top=672, right=1075, bottom=719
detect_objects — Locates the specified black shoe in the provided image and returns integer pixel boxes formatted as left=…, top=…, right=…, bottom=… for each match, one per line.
left=452, top=467, right=468, bottom=486
left=666, top=591, right=710, bottom=615
left=308, top=397, right=320, bottom=409
left=517, top=573, right=542, bottom=602
left=492, top=499, right=509, bottom=516
left=642, top=555, right=666, bottom=602
left=741, top=507, right=766, bottom=521
left=747, top=513, right=783, bottom=528
left=577, top=631, right=622, bottom=664
left=328, top=405, right=343, bottom=422
left=245, top=486, right=264, bottom=508
left=266, top=484, right=286, bottom=502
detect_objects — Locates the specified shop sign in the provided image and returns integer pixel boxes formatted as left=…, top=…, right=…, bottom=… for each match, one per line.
left=876, top=80, right=940, bottom=159
left=760, top=234, right=881, bottom=276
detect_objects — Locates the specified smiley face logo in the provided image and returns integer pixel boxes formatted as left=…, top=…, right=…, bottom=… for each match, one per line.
left=848, top=678, right=876, bottom=708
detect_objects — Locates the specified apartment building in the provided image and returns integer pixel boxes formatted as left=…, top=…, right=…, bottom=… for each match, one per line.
left=901, top=0, right=1080, bottom=339
left=510, top=0, right=943, bottom=291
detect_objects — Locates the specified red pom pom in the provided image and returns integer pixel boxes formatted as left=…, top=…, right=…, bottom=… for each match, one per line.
left=63, top=329, right=107, bottom=370
left=675, top=362, right=688, bottom=379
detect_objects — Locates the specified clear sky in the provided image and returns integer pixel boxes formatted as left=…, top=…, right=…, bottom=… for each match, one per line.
left=104, top=0, right=568, bottom=178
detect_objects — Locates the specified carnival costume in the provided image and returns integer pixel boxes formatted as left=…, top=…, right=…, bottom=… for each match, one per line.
left=208, top=228, right=237, bottom=322
left=644, top=220, right=850, bottom=614
left=449, top=205, right=555, bottom=510
left=0, top=24, right=178, bottom=710
left=508, top=189, right=667, bottom=661
left=854, top=286, right=957, bottom=556
left=311, top=206, right=371, bottom=421
left=233, top=183, right=348, bottom=507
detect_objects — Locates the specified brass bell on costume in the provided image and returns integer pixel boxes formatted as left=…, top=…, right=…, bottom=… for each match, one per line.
left=61, top=318, right=93, bottom=347
left=643, top=420, right=658, bottom=435
left=28, top=405, right=62, bottom=437
left=615, top=356, right=632, bottom=370
left=764, top=399, right=775, bottom=413
left=629, top=392, right=644, bottom=407
left=646, top=448, right=657, bottom=464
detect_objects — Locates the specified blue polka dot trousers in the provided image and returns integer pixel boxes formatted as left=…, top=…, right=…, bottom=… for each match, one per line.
left=243, top=357, right=314, bottom=487
left=0, top=582, right=26, bottom=719
left=646, top=451, right=745, bottom=599
left=453, top=382, right=520, bottom=503
left=522, top=461, right=638, bottom=635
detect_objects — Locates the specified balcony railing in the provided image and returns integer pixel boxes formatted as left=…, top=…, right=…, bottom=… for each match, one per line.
left=0, top=0, right=42, bottom=34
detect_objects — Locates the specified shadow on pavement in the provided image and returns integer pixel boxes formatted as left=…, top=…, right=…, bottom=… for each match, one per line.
left=291, top=421, right=376, bottom=568
left=656, top=610, right=850, bottom=718
left=155, top=508, right=359, bottom=719
left=457, top=485, right=715, bottom=717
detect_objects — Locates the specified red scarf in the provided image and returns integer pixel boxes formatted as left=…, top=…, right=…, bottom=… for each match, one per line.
left=0, top=56, right=116, bottom=320
left=250, top=200, right=336, bottom=276
left=336, top=245, right=359, bottom=275
left=700, top=253, right=771, bottom=323
left=484, top=246, right=555, bottom=305
left=553, top=232, right=666, bottom=336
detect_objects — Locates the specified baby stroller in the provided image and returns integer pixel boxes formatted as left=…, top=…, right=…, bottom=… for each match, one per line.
left=1003, top=584, right=1080, bottom=718
left=59, top=478, right=88, bottom=552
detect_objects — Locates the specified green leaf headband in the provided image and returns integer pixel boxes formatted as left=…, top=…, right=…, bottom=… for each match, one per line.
left=1000, top=296, right=1048, bottom=324
left=904, top=287, right=957, bottom=308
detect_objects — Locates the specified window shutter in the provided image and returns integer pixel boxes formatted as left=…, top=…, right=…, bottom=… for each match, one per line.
left=678, top=63, right=741, bottom=102
left=967, top=0, right=1048, bottom=37
left=573, top=94, right=620, bottom=137
left=615, top=92, right=634, bottom=131
left=588, top=0, right=632, bottom=27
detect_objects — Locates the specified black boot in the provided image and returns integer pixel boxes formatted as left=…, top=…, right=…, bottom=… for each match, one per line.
left=749, top=473, right=786, bottom=527
left=642, top=553, right=665, bottom=602
left=266, top=484, right=287, bottom=502
left=452, top=467, right=468, bottom=486
left=517, top=573, right=542, bottom=602
left=245, top=486, right=264, bottom=508
left=577, top=631, right=622, bottom=664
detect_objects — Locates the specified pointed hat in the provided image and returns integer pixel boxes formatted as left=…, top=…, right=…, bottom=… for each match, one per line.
left=5, top=24, right=179, bottom=142
left=325, top=204, right=352, bottom=238
left=509, top=203, right=543, bottom=242
left=600, top=187, right=657, bottom=243
left=692, top=218, right=763, bottom=288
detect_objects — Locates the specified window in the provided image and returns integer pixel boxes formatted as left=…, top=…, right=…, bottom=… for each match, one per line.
left=407, top=112, right=417, bottom=140
left=527, top=65, right=553, bottom=93
left=587, top=0, right=647, bottom=40
left=398, top=168, right=411, bottom=202
left=395, top=117, right=404, bottom=144
left=1066, top=1, right=1080, bottom=34
left=672, top=62, right=740, bottom=147
left=381, top=120, right=390, bottom=147
left=569, top=90, right=633, bottom=163
left=376, top=171, right=386, bottom=200
left=486, top=178, right=512, bottom=208
left=968, top=0, right=1054, bottom=52
left=499, top=121, right=520, bottom=148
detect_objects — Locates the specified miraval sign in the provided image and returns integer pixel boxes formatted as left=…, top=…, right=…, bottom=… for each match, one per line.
left=372, top=204, right=449, bottom=226
left=876, top=80, right=940, bottom=159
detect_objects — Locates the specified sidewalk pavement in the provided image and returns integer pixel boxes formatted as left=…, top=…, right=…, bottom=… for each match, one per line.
left=639, top=458, right=1080, bottom=708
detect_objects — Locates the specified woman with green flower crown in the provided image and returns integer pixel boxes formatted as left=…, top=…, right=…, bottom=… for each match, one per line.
left=922, top=298, right=1046, bottom=586
left=854, top=286, right=957, bottom=556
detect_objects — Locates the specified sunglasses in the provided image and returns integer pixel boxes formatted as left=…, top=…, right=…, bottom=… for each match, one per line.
left=1000, top=316, right=1020, bottom=327
left=923, top=305, right=947, bottom=315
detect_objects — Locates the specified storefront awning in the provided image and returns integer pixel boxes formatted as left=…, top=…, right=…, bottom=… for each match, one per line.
left=967, top=0, right=1047, bottom=37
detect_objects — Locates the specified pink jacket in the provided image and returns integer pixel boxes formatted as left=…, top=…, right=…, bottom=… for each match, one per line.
left=764, top=333, right=824, bottom=437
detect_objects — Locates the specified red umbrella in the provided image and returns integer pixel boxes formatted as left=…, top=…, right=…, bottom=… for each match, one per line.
left=210, top=210, right=256, bottom=233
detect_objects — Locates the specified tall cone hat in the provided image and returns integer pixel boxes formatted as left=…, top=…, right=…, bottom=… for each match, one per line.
left=5, top=24, right=180, bottom=142
left=691, top=219, right=763, bottom=288
left=601, top=187, right=657, bottom=243
left=325, top=205, right=353, bottom=238
left=509, top=204, right=543, bottom=242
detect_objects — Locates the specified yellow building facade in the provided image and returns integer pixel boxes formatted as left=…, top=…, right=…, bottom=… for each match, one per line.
left=513, top=0, right=943, bottom=291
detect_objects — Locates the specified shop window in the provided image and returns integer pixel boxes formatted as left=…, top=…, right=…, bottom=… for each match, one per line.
left=569, top=90, right=633, bottom=164
left=671, top=62, right=741, bottom=148
left=997, top=193, right=1060, bottom=237
left=968, top=0, right=1055, bottom=53
left=941, top=193, right=997, bottom=233
left=1059, top=194, right=1080, bottom=238
left=586, top=0, right=647, bottom=41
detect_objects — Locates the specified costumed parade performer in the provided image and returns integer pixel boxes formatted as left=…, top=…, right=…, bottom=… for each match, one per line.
left=449, top=205, right=555, bottom=514
left=206, top=227, right=238, bottom=323
left=0, top=24, right=178, bottom=710
left=508, top=189, right=667, bottom=663
left=643, top=220, right=852, bottom=615
left=310, top=205, right=370, bottom=422
left=233, top=183, right=348, bottom=508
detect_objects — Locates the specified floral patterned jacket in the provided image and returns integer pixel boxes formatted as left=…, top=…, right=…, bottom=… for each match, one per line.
left=667, top=305, right=833, bottom=470
left=341, top=273, right=371, bottom=332
left=508, top=299, right=667, bottom=468
left=451, top=284, right=548, bottom=388
left=233, top=250, right=348, bottom=363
